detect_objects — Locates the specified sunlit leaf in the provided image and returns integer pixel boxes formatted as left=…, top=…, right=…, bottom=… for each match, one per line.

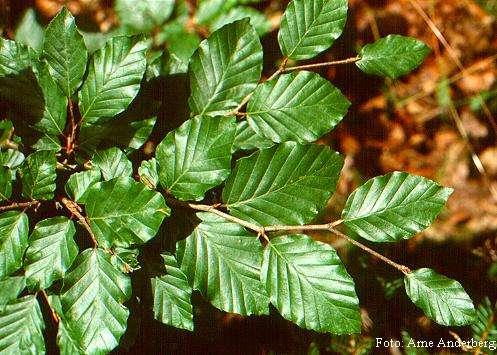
left=92, top=147, right=132, bottom=181
left=20, top=150, right=57, bottom=200
left=0, top=211, right=29, bottom=279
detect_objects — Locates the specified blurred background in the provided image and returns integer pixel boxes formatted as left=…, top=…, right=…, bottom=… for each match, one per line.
left=2, top=0, right=497, bottom=354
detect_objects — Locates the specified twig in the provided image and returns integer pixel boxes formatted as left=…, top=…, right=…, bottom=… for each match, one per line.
left=60, top=197, right=98, bottom=247
left=39, top=289, right=60, bottom=324
left=169, top=198, right=412, bottom=275
left=282, top=56, right=360, bottom=72
left=65, top=99, right=77, bottom=155
left=0, top=200, right=39, bottom=212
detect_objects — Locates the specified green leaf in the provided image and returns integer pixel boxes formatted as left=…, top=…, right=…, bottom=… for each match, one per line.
left=156, top=115, right=236, bottom=201
left=404, top=268, right=476, bottom=326
left=278, top=0, right=348, bottom=60
left=0, top=276, right=25, bottom=312
left=24, top=217, right=78, bottom=290
left=356, top=35, right=430, bottom=79
left=116, top=0, right=174, bottom=32
left=60, top=248, right=131, bottom=354
left=261, top=234, right=361, bottom=333
left=0, top=38, right=36, bottom=76
left=233, top=120, right=273, bottom=152
left=342, top=172, right=453, bottom=242
left=176, top=212, right=269, bottom=315
left=32, top=135, right=61, bottom=152
left=35, top=63, right=68, bottom=135
left=15, top=8, right=44, bottom=52
left=0, top=295, right=45, bottom=354
left=0, top=211, right=29, bottom=278
left=151, top=253, right=194, bottom=331
left=0, top=149, right=24, bottom=170
left=247, top=71, right=350, bottom=143
left=112, top=247, right=141, bottom=272
left=160, top=30, right=200, bottom=75
left=20, top=150, right=57, bottom=200
left=65, top=169, right=101, bottom=204
left=211, top=7, right=271, bottom=36
left=223, top=142, right=344, bottom=225
left=188, top=19, right=263, bottom=116
left=79, top=36, right=147, bottom=125
left=0, top=167, right=12, bottom=201
left=472, top=298, right=497, bottom=344
left=43, top=7, right=88, bottom=96
left=138, top=158, right=158, bottom=189
left=92, top=147, right=132, bottom=181
left=85, top=177, right=170, bottom=247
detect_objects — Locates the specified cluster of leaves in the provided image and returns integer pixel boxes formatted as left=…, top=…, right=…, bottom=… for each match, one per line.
left=0, top=0, right=479, bottom=353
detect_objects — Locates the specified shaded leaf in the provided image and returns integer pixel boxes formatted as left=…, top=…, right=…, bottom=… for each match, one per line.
left=356, top=35, right=430, bottom=79
left=24, top=217, right=78, bottom=290
left=19, top=150, right=57, bottom=200
left=247, top=71, right=350, bottom=143
left=176, top=212, right=269, bottom=315
left=138, top=158, right=158, bottom=189
left=65, top=169, right=101, bottom=204
left=278, top=0, right=348, bottom=60
left=151, top=253, right=194, bottom=331
left=262, top=234, right=361, bottom=333
left=342, top=172, right=453, bottom=242
left=0, top=295, right=45, bottom=354
left=223, top=142, right=343, bottom=225
left=92, top=147, right=132, bottom=181
left=211, top=6, right=271, bottom=36
left=233, top=120, right=273, bottom=152
left=404, top=268, right=476, bottom=326
left=85, top=177, right=170, bottom=247
left=60, top=248, right=131, bottom=354
left=43, top=7, right=88, bottom=96
left=116, top=0, right=174, bottom=32
left=0, top=211, right=29, bottom=278
left=0, top=38, right=36, bottom=76
left=156, top=115, right=236, bottom=201
left=188, top=19, right=263, bottom=116
left=0, top=167, right=12, bottom=201
left=0, top=149, right=24, bottom=169
left=0, top=276, right=25, bottom=312
left=79, top=36, right=147, bottom=125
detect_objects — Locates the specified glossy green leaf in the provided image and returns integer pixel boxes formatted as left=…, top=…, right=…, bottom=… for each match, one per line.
left=161, top=31, right=200, bottom=75
left=223, top=142, right=344, bottom=225
left=0, top=295, right=45, bottom=354
left=262, top=234, right=361, bottom=333
left=116, top=0, right=174, bottom=32
left=151, top=253, right=194, bottom=331
left=404, top=268, right=476, bottom=326
left=92, top=147, right=132, bottom=181
left=60, top=248, right=131, bottom=354
left=65, top=169, right=101, bottom=204
left=0, top=211, right=29, bottom=278
left=0, top=38, right=36, bottom=76
left=138, top=158, right=158, bottom=189
left=79, top=36, right=147, bottom=125
left=188, top=19, right=263, bottom=116
left=24, top=217, right=78, bottom=290
left=356, top=35, right=430, bottom=79
left=15, top=8, right=44, bottom=52
left=0, top=276, right=25, bottom=312
left=35, top=63, right=67, bottom=135
left=112, top=247, right=141, bottom=272
left=20, top=150, right=57, bottom=200
left=233, top=120, right=273, bottom=152
left=342, top=172, right=453, bottom=242
left=247, top=71, right=350, bottom=143
left=43, top=7, right=88, bottom=96
left=278, top=0, right=348, bottom=60
left=211, top=7, right=271, bottom=36
left=85, top=177, right=170, bottom=247
left=156, top=115, right=236, bottom=201
left=31, top=135, right=61, bottom=152
left=0, top=167, right=12, bottom=201
left=176, top=212, right=269, bottom=315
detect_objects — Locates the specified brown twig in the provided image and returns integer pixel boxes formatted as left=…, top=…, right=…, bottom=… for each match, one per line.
left=65, top=99, right=77, bottom=155
left=0, top=200, right=39, bottom=212
left=61, top=197, right=98, bottom=247
left=39, top=289, right=60, bottom=324
left=282, top=56, right=360, bottom=72
left=169, top=198, right=412, bottom=275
